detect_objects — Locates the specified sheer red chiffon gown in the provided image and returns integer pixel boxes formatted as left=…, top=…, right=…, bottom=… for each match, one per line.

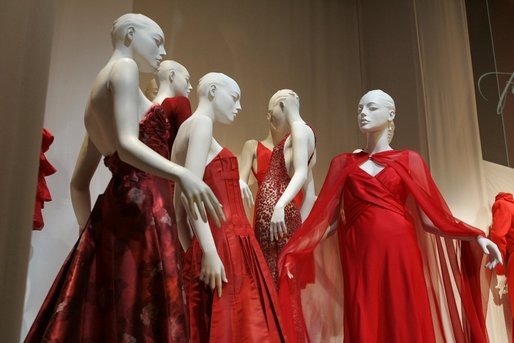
left=489, top=192, right=514, bottom=342
left=184, top=147, right=285, bottom=343
left=25, top=104, right=189, bottom=342
left=279, top=150, right=489, bottom=343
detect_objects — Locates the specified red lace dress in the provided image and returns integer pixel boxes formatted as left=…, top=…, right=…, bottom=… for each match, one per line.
left=25, top=105, right=188, bottom=342
left=254, top=134, right=311, bottom=286
left=278, top=150, right=490, bottom=342
left=183, top=147, right=285, bottom=343
left=33, top=128, right=57, bottom=230
left=489, top=192, right=514, bottom=342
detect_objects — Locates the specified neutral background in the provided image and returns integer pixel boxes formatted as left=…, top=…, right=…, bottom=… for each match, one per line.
left=1, top=0, right=512, bottom=341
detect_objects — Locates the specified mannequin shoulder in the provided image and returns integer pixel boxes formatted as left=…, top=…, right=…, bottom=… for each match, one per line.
left=108, top=58, right=139, bottom=86
left=242, top=139, right=258, bottom=152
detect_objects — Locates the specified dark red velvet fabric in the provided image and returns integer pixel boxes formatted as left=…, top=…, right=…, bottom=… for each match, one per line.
left=33, top=128, right=56, bottom=230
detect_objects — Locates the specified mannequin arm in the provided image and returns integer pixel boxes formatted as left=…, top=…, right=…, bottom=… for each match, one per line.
left=238, top=140, right=257, bottom=208
left=489, top=201, right=512, bottom=274
left=239, top=139, right=257, bottom=184
left=419, top=208, right=502, bottom=269
left=180, top=115, right=227, bottom=297
left=110, top=59, right=224, bottom=226
left=270, top=123, right=315, bottom=241
left=70, top=134, right=101, bottom=231
left=174, top=182, right=192, bottom=252
left=300, top=169, right=316, bottom=221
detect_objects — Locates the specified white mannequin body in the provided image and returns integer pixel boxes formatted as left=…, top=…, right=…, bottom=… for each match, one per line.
left=267, top=90, right=317, bottom=241
left=152, top=60, right=192, bottom=104
left=347, top=89, right=502, bottom=268
left=171, top=73, right=242, bottom=297
left=70, top=14, right=223, bottom=231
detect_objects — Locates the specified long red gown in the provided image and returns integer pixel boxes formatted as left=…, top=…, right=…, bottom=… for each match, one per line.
left=25, top=104, right=189, bottom=342
left=489, top=192, right=514, bottom=342
left=254, top=134, right=312, bottom=286
left=183, top=147, right=285, bottom=343
left=278, top=150, right=489, bottom=343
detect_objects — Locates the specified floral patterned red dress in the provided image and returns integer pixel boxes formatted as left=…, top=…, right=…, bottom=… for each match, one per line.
left=25, top=105, right=188, bottom=342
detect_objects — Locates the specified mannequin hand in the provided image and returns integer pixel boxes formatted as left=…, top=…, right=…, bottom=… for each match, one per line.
left=200, top=249, right=228, bottom=298
left=477, top=236, right=503, bottom=269
left=270, top=205, right=286, bottom=242
left=239, top=179, right=254, bottom=208
left=496, top=275, right=508, bottom=296
left=178, top=170, right=225, bottom=227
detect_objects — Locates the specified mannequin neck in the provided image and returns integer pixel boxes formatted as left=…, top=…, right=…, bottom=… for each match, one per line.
left=193, top=98, right=215, bottom=121
left=364, top=128, right=392, bottom=154
left=109, top=45, right=132, bottom=62
left=153, top=80, right=175, bottom=104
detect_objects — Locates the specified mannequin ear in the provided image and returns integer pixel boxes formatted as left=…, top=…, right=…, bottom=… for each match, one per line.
left=389, top=111, right=396, bottom=121
left=279, top=101, right=285, bottom=111
left=266, top=110, right=272, bottom=121
left=208, top=85, right=217, bottom=101
left=169, top=70, right=175, bottom=83
left=125, top=26, right=135, bottom=46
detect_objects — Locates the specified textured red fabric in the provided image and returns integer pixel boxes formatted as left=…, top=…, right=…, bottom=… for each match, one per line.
left=490, top=192, right=514, bottom=276
left=161, top=96, right=192, bottom=154
left=183, top=147, right=285, bottom=343
left=254, top=134, right=304, bottom=287
left=278, top=150, right=489, bottom=343
left=25, top=106, right=188, bottom=342
left=33, top=128, right=57, bottom=230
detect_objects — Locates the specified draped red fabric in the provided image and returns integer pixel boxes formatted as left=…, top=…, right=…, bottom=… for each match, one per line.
left=278, top=150, right=488, bottom=342
left=33, top=128, right=57, bottom=230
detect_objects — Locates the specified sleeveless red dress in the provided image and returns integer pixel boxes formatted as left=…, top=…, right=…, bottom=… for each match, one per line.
left=25, top=105, right=188, bottom=342
left=183, top=147, right=285, bottom=343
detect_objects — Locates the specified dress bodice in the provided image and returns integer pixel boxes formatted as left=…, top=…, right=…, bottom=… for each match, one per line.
left=204, top=148, right=250, bottom=232
left=343, top=165, right=409, bottom=227
left=252, top=142, right=272, bottom=186
left=104, top=105, right=171, bottom=175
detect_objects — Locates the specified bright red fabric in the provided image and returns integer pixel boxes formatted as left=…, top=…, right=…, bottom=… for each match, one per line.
left=184, top=147, right=285, bottom=343
left=25, top=106, right=188, bottom=342
left=33, top=128, right=57, bottom=230
left=278, top=150, right=488, bottom=343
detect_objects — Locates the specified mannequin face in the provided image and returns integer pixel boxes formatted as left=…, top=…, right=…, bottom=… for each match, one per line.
left=357, top=91, right=395, bottom=133
left=131, top=24, right=166, bottom=73
left=212, top=83, right=242, bottom=124
left=267, top=100, right=287, bottom=132
left=172, top=68, right=192, bottom=97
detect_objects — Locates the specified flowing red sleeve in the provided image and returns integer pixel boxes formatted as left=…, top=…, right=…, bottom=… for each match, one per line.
left=278, top=153, right=361, bottom=342
left=383, top=150, right=488, bottom=343
left=490, top=200, right=512, bottom=275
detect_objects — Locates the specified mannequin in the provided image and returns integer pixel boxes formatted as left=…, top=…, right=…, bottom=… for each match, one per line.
left=172, top=73, right=285, bottom=342
left=278, top=90, right=503, bottom=342
left=153, top=60, right=193, bottom=156
left=144, top=78, right=158, bottom=101
left=253, top=89, right=316, bottom=286
left=25, top=14, right=222, bottom=342
left=153, top=60, right=192, bottom=104
left=239, top=102, right=304, bottom=218
left=489, top=192, right=514, bottom=342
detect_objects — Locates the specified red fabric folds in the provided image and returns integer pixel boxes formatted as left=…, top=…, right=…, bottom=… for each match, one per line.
left=278, top=150, right=488, bottom=343
left=33, top=128, right=57, bottom=230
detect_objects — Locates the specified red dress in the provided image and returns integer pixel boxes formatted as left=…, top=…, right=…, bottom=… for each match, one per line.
left=183, top=147, right=285, bottom=343
left=279, top=150, right=489, bottom=342
left=25, top=105, right=188, bottom=342
left=489, top=192, right=514, bottom=342
left=33, top=128, right=57, bottom=230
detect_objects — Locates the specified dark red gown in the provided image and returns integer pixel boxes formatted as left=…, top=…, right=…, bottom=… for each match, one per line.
left=489, top=192, right=514, bottom=342
left=278, top=150, right=489, bottom=343
left=25, top=104, right=189, bottom=342
left=183, top=147, right=285, bottom=343
left=254, top=134, right=311, bottom=286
